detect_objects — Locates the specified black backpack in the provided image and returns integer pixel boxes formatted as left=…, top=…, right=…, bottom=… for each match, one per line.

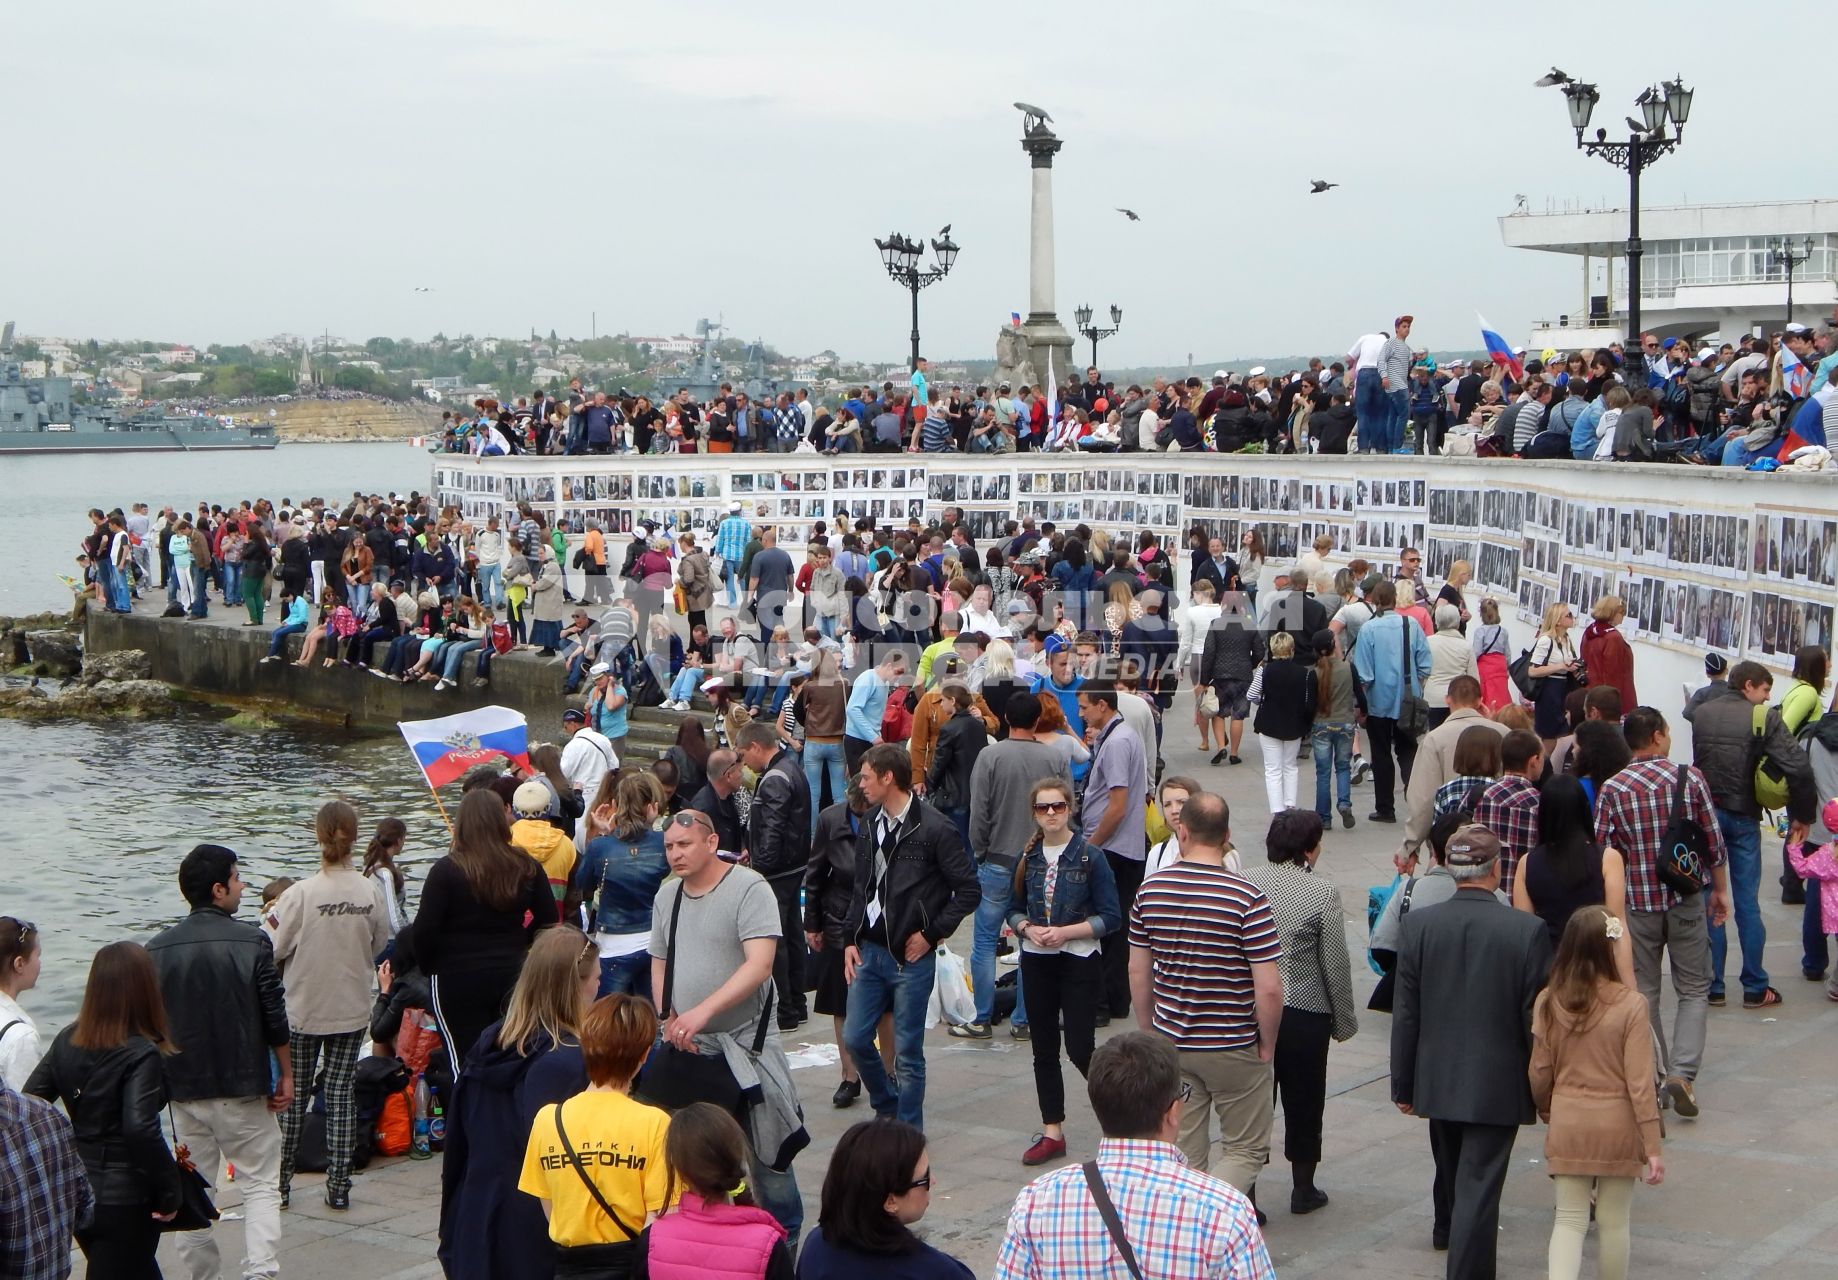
left=1656, top=764, right=1709, bottom=897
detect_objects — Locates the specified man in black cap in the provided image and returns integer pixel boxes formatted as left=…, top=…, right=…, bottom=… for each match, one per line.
left=1390, top=825, right=1551, bottom=1277
left=1686, top=651, right=1729, bottom=718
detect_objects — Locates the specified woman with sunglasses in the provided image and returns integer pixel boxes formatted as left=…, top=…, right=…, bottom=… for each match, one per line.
left=0, top=917, right=44, bottom=1089
left=439, top=926, right=599, bottom=1280
left=798, top=1119, right=971, bottom=1279
left=1006, top=778, right=1122, bottom=1167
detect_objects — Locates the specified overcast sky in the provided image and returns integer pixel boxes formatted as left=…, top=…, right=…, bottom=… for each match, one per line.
left=9, top=2, right=1819, bottom=366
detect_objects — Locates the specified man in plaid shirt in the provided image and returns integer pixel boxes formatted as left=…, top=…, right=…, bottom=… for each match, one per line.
left=1469, top=730, right=1547, bottom=896
left=0, top=1081, right=93, bottom=1280
left=1593, top=707, right=1730, bottom=1119
left=995, top=1032, right=1274, bottom=1280
left=713, top=504, right=753, bottom=606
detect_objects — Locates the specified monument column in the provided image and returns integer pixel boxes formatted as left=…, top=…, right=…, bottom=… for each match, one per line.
left=1019, top=114, right=1075, bottom=391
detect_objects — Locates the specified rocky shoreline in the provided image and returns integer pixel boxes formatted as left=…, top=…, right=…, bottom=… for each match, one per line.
left=1, top=604, right=175, bottom=719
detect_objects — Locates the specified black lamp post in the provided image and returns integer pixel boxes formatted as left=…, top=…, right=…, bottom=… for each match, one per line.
left=1558, top=74, right=1693, bottom=346
left=874, top=230, right=960, bottom=371
left=1768, top=236, right=1814, bottom=331
left=1073, top=303, right=1122, bottom=368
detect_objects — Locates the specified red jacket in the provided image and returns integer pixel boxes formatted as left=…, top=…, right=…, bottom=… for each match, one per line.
left=1580, top=621, right=1637, bottom=712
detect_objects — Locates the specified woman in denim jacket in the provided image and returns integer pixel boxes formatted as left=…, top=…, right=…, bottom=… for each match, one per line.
left=574, top=772, right=671, bottom=1001
left=1004, top=778, right=1122, bottom=1168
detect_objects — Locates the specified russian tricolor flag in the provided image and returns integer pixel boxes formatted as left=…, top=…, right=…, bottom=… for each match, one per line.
left=1781, top=344, right=1811, bottom=399
left=1477, top=313, right=1522, bottom=383
left=400, top=705, right=531, bottom=787
left=1010, top=311, right=1023, bottom=328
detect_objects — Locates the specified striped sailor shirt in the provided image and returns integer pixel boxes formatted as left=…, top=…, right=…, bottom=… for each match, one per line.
left=1127, top=862, right=1281, bottom=1052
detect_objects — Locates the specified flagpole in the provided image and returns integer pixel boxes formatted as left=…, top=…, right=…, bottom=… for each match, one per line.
left=424, top=776, right=454, bottom=836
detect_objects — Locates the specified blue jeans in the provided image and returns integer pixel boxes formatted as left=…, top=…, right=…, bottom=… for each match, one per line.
left=223, top=560, right=241, bottom=606
left=723, top=559, right=740, bottom=607
left=1385, top=389, right=1410, bottom=452
left=1311, top=721, right=1355, bottom=818
left=475, top=562, right=503, bottom=607
left=843, top=941, right=935, bottom=1129
left=441, top=639, right=484, bottom=680
left=749, top=1153, right=802, bottom=1246
left=267, top=622, right=306, bottom=658
left=1708, top=809, right=1768, bottom=998
left=190, top=566, right=210, bottom=618
left=596, top=949, right=651, bottom=1003
left=802, top=740, right=847, bottom=833
left=1354, top=367, right=1386, bottom=450
left=103, top=562, right=131, bottom=612
left=346, top=581, right=370, bottom=615
left=669, top=666, right=705, bottom=703
left=972, top=861, right=1027, bottom=1028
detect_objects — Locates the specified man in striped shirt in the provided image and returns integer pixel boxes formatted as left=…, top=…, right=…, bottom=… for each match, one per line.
left=1127, top=792, right=1282, bottom=1199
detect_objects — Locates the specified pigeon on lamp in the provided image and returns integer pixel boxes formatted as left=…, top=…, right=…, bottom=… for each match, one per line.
left=1114, top=207, right=1140, bottom=222
left=1625, top=116, right=1648, bottom=134
left=1012, top=101, right=1053, bottom=122
left=1309, top=180, right=1340, bottom=194
left=1533, top=67, right=1573, bottom=88
left=938, top=224, right=951, bottom=237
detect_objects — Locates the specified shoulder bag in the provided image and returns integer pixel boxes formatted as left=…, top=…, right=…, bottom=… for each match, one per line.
left=549, top=1100, right=640, bottom=1272
left=1395, top=621, right=1430, bottom=740
left=633, top=882, right=772, bottom=1121
left=1656, top=764, right=1709, bottom=897
left=1082, top=1161, right=1144, bottom=1280
left=159, top=1108, right=221, bottom=1233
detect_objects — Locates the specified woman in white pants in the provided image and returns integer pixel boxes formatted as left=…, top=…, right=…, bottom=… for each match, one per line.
left=1249, top=631, right=1317, bottom=814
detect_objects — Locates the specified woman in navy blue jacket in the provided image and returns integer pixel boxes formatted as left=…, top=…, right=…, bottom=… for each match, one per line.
left=1004, top=777, right=1123, bottom=1168
left=438, top=925, right=596, bottom=1280
left=798, top=1120, right=972, bottom=1280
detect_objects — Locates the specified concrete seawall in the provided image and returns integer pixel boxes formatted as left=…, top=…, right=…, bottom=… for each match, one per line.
left=85, top=610, right=565, bottom=730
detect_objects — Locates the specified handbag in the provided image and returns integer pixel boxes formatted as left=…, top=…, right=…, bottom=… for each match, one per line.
left=633, top=882, right=773, bottom=1121
left=160, top=1109, right=221, bottom=1234
left=1198, top=684, right=1220, bottom=717
left=1081, top=1161, right=1144, bottom=1280
left=672, top=583, right=688, bottom=616
left=1508, top=646, right=1544, bottom=701
left=1395, top=619, right=1430, bottom=740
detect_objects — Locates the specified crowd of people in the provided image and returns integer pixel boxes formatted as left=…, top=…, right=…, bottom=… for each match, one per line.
left=426, top=318, right=1838, bottom=470
left=17, top=457, right=1838, bottom=1279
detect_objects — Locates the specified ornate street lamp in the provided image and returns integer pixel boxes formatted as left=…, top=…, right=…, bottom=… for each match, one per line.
left=1769, top=236, right=1815, bottom=331
left=1558, top=73, right=1694, bottom=345
left=1073, top=303, right=1122, bottom=368
left=874, top=229, right=960, bottom=371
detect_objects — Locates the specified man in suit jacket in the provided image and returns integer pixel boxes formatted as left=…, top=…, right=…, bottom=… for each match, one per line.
left=1390, top=825, right=1552, bottom=1279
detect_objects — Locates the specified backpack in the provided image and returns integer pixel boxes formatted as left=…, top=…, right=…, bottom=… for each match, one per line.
left=1753, top=702, right=1791, bottom=811
left=1657, top=765, right=1710, bottom=896
left=490, top=622, right=513, bottom=655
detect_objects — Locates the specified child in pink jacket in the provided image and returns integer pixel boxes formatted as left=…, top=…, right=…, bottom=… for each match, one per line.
left=1787, top=797, right=1838, bottom=1004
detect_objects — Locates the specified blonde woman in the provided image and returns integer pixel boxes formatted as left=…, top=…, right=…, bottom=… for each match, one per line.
left=1249, top=632, right=1317, bottom=813
left=1529, top=601, right=1583, bottom=752
left=439, top=927, right=599, bottom=1280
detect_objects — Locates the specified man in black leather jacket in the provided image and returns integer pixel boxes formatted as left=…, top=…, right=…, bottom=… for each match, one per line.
left=146, top=843, right=294, bottom=1265
left=840, top=743, right=980, bottom=1129
left=738, top=721, right=814, bottom=1030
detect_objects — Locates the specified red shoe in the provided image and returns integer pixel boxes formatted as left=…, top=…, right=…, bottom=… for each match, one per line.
left=1022, top=1133, right=1067, bottom=1166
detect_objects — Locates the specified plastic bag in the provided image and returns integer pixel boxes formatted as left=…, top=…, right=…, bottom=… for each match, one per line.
left=933, top=943, right=976, bottom=1026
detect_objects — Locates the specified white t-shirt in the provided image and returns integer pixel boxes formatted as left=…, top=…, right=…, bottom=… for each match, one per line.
left=1145, top=839, right=1243, bottom=880
left=1020, top=840, right=1101, bottom=958
left=1136, top=407, right=1161, bottom=450
left=1593, top=409, right=1621, bottom=461
left=561, top=729, right=618, bottom=841
left=0, top=990, right=42, bottom=1092
left=1347, top=333, right=1388, bottom=371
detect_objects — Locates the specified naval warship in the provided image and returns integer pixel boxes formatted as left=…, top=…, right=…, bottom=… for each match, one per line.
left=0, top=339, right=278, bottom=453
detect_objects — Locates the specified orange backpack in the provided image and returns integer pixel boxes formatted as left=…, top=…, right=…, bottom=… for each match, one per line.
left=374, top=1090, right=412, bottom=1157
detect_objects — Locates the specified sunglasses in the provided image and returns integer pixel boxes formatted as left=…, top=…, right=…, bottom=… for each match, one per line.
left=1175, top=1081, right=1194, bottom=1104
left=902, top=1171, right=934, bottom=1192
left=1032, top=800, right=1069, bottom=814
left=668, top=812, right=714, bottom=832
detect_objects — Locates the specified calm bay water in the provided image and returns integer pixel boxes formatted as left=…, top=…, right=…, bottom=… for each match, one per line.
left=1, top=443, right=445, bottom=1024
left=1, top=441, right=436, bottom=617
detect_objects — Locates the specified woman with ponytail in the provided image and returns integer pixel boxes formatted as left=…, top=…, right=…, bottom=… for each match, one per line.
left=272, top=799, right=394, bottom=1211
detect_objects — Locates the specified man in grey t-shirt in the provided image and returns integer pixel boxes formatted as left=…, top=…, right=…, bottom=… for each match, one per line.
left=650, top=814, right=781, bottom=1035
left=1077, top=683, right=1149, bottom=1021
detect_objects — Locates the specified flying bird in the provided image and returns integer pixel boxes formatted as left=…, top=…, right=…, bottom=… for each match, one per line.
left=1532, top=66, right=1573, bottom=88
left=1114, top=207, right=1140, bottom=222
left=1309, top=180, right=1339, bottom=194
left=413, top=286, right=434, bottom=292
left=1012, top=101, right=1053, bottom=122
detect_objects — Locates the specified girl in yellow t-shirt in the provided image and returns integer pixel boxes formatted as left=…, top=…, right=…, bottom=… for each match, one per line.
left=519, top=995, right=670, bottom=1275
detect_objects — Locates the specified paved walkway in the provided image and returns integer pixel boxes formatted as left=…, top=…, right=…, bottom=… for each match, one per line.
left=82, top=714, right=1838, bottom=1279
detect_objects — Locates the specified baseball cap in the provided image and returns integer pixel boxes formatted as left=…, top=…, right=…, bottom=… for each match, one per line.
left=1445, top=826, right=1502, bottom=867
left=1704, top=652, right=1728, bottom=676
left=562, top=708, right=587, bottom=724
left=1042, top=634, right=1069, bottom=657
left=589, top=662, right=611, bottom=677
left=1696, top=346, right=1715, bottom=361
left=1212, top=369, right=1229, bottom=381
left=1785, top=323, right=1810, bottom=336
left=700, top=675, right=727, bottom=693
left=729, top=501, right=741, bottom=512
left=1248, top=366, right=1267, bottom=377
left=1662, top=337, right=1678, bottom=350
left=512, top=779, right=551, bottom=818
